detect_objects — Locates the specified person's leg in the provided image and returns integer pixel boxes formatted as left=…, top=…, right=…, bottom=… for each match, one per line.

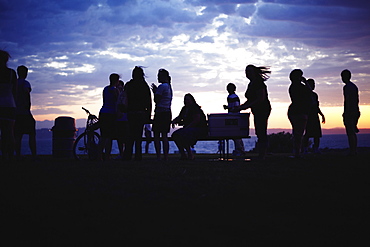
left=184, top=145, right=194, bottom=160
left=302, top=135, right=309, bottom=153
left=162, top=132, right=169, bottom=161
left=29, top=132, right=37, bottom=158
left=172, top=130, right=187, bottom=160
left=97, top=136, right=107, bottom=161
left=29, top=116, right=37, bottom=158
left=254, top=112, right=270, bottom=159
left=123, top=137, right=133, bottom=160
left=289, top=114, right=307, bottom=158
left=347, top=134, right=357, bottom=156
left=313, top=137, right=320, bottom=153
left=1, top=120, right=15, bottom=160
left=154, top=131, right=161, bottom=160
left=14, top=132, right=23, bottom=157
left=132, top=113, right=145, bottom=161
left=294, top=118, right=307, bottom=157
left=117, top=139, right=124, bottom=157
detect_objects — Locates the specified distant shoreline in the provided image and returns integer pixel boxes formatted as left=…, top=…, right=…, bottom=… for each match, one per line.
left=34, top=127, right=370, bottom=135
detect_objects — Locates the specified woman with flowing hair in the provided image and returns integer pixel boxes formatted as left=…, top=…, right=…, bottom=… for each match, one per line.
left=232, top=64, right=271, bottom=160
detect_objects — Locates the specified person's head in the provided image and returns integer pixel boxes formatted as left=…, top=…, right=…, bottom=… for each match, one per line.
left=289, top=69, right=304, bottom=83
left=245, top=64, right=271, bottom=82
left=306, top=78, right=315, bottom=90
left=0, top=50, right=11, bottom=67
left=132, top=66, right=145, bottom=81
left=184, top=93, right=197, bottom=106
left=109, top=73, right=120, bottom=86
left=117, top=80, right=124, bottom=88
left=158, top=68, right=171, bottom=83
left=17, top=65, right=28, bottom=79
left=226, top=83, right=236, bottom=94
left=341, top=69, right=351, bottom=83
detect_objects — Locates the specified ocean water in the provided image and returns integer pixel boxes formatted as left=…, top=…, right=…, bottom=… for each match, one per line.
left=20, top=133, right=370, bottom=155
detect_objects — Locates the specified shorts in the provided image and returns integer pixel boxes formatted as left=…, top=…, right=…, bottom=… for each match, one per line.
left=343, top=112, right=360, bottom=135
left=14, top=114, right=36, bottom=135
left=99, top=112, right=116, bottom=138
left=152, top=111, right=172, bottom=133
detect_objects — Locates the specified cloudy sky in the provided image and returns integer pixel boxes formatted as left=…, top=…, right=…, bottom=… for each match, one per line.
left=1, top=0, right=369, bottom=129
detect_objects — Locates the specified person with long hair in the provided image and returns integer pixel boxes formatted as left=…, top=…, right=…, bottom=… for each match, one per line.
left=151, top=68, right=173, bottom=161
left=171, top=93, right=207, bottom=160
left=0, top=50, right=17, bottom=161
left=288, top=69, right=314, bottom=158
left=232, top=65, right=271, bottom=160
left=123, top=66, right=152, bottom=161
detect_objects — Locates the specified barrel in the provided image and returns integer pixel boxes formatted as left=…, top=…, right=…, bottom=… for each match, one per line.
left=51, top=116, right=77, bottom=158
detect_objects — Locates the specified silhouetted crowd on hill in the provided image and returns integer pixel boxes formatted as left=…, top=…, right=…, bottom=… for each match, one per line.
left=0, top=49, right=361, bottom=162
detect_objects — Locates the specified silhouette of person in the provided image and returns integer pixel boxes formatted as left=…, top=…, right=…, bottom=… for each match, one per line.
left=223, top=83, right=245, bottom=156
left=14, top=65, right=37, bottom=160
left=171, top=93, right=208, bottom=160
left=98, top=73, right=120, bottom=161
left=122, top=66, right=152, bottom=161
left=288, top=69, right=314, bottom=158
left=232, top=65, right=271, bottom=160
left=151, top=68, right=173, bottom=161
left=0, top=50, right=17, bottom=161
left=114, top=79, right=129, bottom=160
left=144, top=123, right=152, bottom=154
left=303, top=79, right=325, bottom=154
left=341, top=69, right=360, bottom=156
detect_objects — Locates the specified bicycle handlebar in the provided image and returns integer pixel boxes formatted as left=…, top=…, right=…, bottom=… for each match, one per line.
left=82, top=107, right=91, bottom=115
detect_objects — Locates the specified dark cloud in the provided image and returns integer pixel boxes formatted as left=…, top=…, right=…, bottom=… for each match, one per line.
left=263, top=0, right=370, bottom=9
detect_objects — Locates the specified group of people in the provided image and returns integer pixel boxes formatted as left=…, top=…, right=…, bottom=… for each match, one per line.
left=0, top=50, right=37, bottom=161
left=98, top=66, right=208, bottom=161
left=287, top=69, right=360, bottom=158
left=1, top=47, right=361, bottom=161
left=99, top=64, right=360, bottom=161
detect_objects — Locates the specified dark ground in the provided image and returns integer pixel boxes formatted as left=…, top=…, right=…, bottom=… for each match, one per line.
left=1, top=149, right=369, bottom=246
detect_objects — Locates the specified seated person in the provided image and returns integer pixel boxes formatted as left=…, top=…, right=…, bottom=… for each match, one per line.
left=171, top=93, right=208, bottom=160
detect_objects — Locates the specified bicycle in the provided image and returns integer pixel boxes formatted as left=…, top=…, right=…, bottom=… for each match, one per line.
left=73, top=107, right=101, bottom=160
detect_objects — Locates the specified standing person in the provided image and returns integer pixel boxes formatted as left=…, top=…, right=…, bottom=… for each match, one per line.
left=0, top=50, right=17, bottom=161
left=303, top=79, right=325, bottom=154
left=123, top=66, right=152, bottom=161
left=115, top=80, right=129, bottom=160
left=223, top=83, right=245, bottom=156
left=14, top=65, right=37, bottom=160
left=98, top=73, right=119, bottom=161
left=287, top=69, right=314, bottom=158
left=171, top=93, right=207, bottom=160
left=232, top=65, right=271, bottom=160
left=341, top=69, right=360, bottom=156
left=151, top=68, right=173, bottom=161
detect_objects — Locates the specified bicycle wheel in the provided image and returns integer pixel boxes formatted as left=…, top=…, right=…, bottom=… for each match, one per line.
left=73, top=132, right=100, bottom=161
